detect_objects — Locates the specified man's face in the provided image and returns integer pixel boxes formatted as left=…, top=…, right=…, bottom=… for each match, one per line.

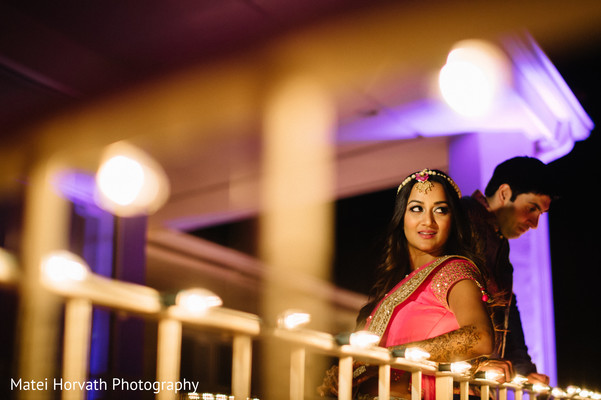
left=497, top=192, right=552, bottom=239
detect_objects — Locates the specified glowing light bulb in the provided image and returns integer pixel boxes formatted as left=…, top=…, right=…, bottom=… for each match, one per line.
left=277, top=310, right=311, bottom=329
left=567, top=386, right=581, bottom=396
left=450, top=361, right=472, bottom=374
left=97, top=155, right=145, bottom=206
left=475, top=370, right=502, bottom=381
left=439, top=361, right=472, bottom=374
left=176, top=288, right=222, bottom=314
left=95, top=141, right=170, bottom=217
left=512, top=375, right=529, bottom=385
left=42, top=251, right=89, bottom=282
left=404, top=347, right=430, bottom=362
left=532, top=383, right=550, bottom=393
left=439, top=39, right=510, bottom=117
left=391, top=346, right=430, bottom=362
left=580, top=390, right=592, bottom=398
left=348, top=331, right=380, bottom=347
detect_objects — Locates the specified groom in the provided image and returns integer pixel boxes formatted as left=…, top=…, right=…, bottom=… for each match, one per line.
left=461, top=156, right=554, bottom=384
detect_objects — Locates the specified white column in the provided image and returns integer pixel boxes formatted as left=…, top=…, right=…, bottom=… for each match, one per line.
left=260, top=73, right=336, bottom=399
left=18, top=157, right=70, bottom=400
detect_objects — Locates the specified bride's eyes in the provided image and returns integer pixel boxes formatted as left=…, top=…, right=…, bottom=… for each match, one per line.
left=409, top=205, right=423, bottom=212
left=408, top=205, right=450, bottom=214
left=434, top=206, right=450, bottom=215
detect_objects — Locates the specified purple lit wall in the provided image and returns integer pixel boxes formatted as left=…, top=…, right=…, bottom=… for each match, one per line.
left=55, top=171, right=115, bottom=400
left=510, top=215, right=556, bottom=381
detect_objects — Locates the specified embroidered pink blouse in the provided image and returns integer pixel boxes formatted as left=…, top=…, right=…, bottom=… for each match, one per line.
left=367, top=257, right=483, bottom=348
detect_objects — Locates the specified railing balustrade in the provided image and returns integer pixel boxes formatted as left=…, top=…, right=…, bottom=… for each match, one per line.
left=0, top=248, right=597, bottom=400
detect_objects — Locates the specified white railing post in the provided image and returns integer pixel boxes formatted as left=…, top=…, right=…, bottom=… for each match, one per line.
left=379, top=364, right=391, bottom=400
left=411, top=370, right=423, bottom=400
left=289, top=346, right=306, bottom=400
left=339, top=355, right=353, bottom=400
left=61, top=297, right=93, bottom=400
left=459, top=380, right=470, bottom=400
left=156, top=316, right=182, bottom=400
left=232, top=333, right=253, bottom=400
left=436, top=374, right=454, bottom=400
left=499, top=385, right=508, bottom=400
left=515, top=386, right=524, bottom=400
left=480, top=383, right=490, bottom=400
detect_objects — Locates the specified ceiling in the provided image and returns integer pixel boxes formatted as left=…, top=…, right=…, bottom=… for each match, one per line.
left=1, top=1, right=601, bottom=232
left=0, top=0, right=382, bottom=134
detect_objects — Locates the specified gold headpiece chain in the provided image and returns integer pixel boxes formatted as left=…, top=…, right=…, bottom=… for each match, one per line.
left=396, top=169, right=462, bottom=198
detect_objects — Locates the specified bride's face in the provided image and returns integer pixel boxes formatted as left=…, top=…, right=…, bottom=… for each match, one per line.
left=403, top=182, right=452, bottom=265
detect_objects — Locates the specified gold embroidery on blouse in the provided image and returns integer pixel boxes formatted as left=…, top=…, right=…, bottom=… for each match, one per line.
left=366, top=256, right=477, bottom=338
left=430, top=259, right=481, bottom=307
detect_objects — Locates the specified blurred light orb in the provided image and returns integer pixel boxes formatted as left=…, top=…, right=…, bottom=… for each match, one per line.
left=475, top=369, right=503, bottom=381
left=97, top=155, right=145, bottom=206
left=439, top=39, right=510, bottom=117
left=532, top=383, right=550, bottom=393
left=449, top=361, right=472, bottom=374
left=580, top=390, right=592, bottom=398
left=349, top=330, right=380, bottom=347
left=512, top=375, right=529, bottom=385
left=42, top=250, right=89, bottom=282
left=95, top=141, right=170, bottom=217
left=277, top=309, right=311, bottom=330
left=176, top=288, right=223, bottom=315
left=403, top=347, right=431, bottom=362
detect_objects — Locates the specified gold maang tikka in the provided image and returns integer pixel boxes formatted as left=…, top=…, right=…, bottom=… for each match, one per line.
left=413, top=169, right=435, bottom=194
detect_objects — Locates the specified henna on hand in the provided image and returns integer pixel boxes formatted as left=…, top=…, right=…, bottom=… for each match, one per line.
left=392, top=324, right=487, bottom=362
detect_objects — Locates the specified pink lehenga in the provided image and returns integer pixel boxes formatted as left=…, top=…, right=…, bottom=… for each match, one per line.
left=359, top=255, right=486, bottom=400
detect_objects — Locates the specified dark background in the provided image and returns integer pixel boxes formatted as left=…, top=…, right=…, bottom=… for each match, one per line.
left=547, top=38, right=601, bottom=388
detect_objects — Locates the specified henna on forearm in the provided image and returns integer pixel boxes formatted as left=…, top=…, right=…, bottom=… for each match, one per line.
left=391, top=325, right=487, bottom=362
